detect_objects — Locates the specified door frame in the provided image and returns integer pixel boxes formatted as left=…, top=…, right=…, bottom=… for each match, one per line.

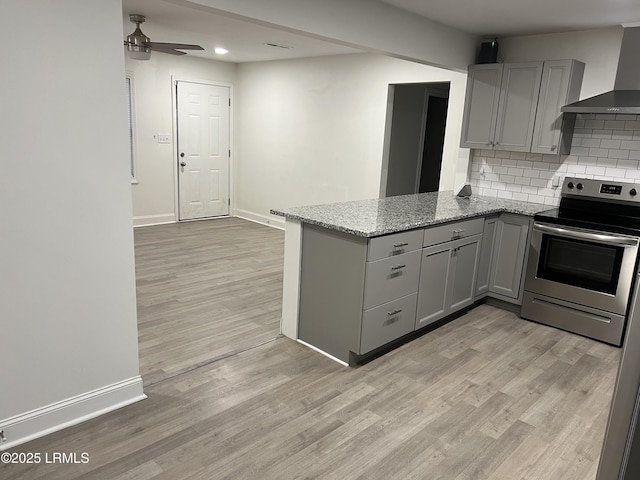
left=171, top=76, right=234, bottom=222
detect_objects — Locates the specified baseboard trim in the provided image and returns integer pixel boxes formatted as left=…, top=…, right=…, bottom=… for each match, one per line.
left=133, top=213, right=176, bottom=227
left=234, top=209, right=285, bottom=230
left=0, top=376, right=146, bottom=451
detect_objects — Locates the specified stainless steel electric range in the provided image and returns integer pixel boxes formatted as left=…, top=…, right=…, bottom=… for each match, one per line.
left=521, top=176, right=640, bottom=346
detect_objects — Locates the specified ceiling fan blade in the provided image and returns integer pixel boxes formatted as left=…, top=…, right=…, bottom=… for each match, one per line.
left=149, top=48, right=187, bottom=56
left=146, top=42, right=204, bottom=51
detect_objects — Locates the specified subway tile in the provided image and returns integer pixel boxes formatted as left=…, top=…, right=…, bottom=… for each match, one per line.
left=582, top=138, right=602, bottom=148
left=525, top=152, right=543, bottom=161
left=497, top=190, right=514, bottom=199
left=538, top=171, right=555, bottom=180
left=491, top=182, right=507, bottom=191
left=495, top=151, right=512, bottom=159
left=592, top=129, right=613, bottom=139
left=524, top=169, right=540, bottom=178
left=589, top=147, right=609, bottom=157
left=543, top=196, right=558, bottom=206
left=578, top=113, right=595, bottom=120
left=570, top=146, right=590, bottom=156
left=563, top=155, right=578, bottom=164
left=482, top=189, right=498, bottom=198
left=471, top=163, right=481, bottom=172
left=621, top=140, right=640, bottom=150
left=617, top=159, right=639, bottom=169
left=612, top=130, right=634, bottom=140
left=507, top=167, right=524, bottom=176
left=566, top=164, right=587, bottom=174
left=515, top=177, right=531, bottom=186
left=625, top=121, right=640, bottom=130
left=501, top=159, right=518, bottom=167
left=597, top=157, right=618, bottom=167
left=530, top=178, right=549, bottom=188
left=629, top=151, right=640, bottom=160
left=617, top=114, right=638, bottom=121
left=533, top=161, right=552, bottom=170
left=574, top=119, right=586, bottom=128
left=480, top=149, right=495, bottom=157
left=600, top=139, right=622, bottom=149
left=493, top=166, right=509, bottom=174
left=470, top=172, right=483, bottom=180
left=585, top=120, right=605, bottom=129
left=623, top=169, right=640, bottom=179
left=543, top=154, right=562, bottom=164
left=527, top=194, right=545, bottom=204
left=486, top=158, right=502, bottom=165
left=517, top=160, right=533, bottom=169
left=476, top=179, right=493, bottom=188
left=572, top=128, right=593, bottom=138
left=506, top=184, right=522, bottom=192
left=577, top=156, right=597, bottom=165
left=521, top=185, right=539, bottom=195
left=605, top=167, right=627, bottom=177
left=586, top=166, right=606, bottom=175
left=513, top=192, right=530, bottom=201
left=509, top=151, right=527, bottom=160
left=484, top=173, right=500, bottom=181
left=608, top=149, right=630, bottom=160
left=604, top=120, right=627, bottom=130
left=500, top=174, right=516, bottom=183
left=596, top=114, right=613, bottom=121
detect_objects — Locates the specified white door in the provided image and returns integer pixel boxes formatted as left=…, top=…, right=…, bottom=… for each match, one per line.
left=177, top=81, right=230, bottom=220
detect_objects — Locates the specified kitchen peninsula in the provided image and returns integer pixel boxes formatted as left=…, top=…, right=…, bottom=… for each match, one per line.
left=272, top=192, right=550, bottom=365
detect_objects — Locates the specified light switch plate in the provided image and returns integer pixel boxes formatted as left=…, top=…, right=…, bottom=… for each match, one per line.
left=157, top=134, right=171, bottom=144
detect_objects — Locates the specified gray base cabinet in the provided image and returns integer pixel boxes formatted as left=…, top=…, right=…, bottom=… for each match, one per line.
left=416, top=234, right=481, bottom=329
left=476, top=214, right=532, bottom=304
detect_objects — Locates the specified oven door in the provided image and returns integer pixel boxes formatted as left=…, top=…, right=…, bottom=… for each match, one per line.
left=525, top=222, right=640, bottom=315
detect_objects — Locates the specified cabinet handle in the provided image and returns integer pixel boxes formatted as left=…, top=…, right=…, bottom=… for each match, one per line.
left=387, top=309, right=402, bottom=316
left=486, top=141, right=492, bottom=146
left=393, top=242, right=409, bottom=248
left=391, top=264, right=406, bottom=271
left=551, top=145, right=557, bottom=151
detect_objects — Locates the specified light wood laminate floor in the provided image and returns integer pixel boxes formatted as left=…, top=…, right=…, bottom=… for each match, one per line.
left=3, top=219, right=621, bottom=480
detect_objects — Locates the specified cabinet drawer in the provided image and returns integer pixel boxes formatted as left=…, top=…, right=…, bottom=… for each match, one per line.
left=363, top=250, right=421, bottom=310
left=367, top=229, right=423, bottom=261
left=360, top=293, right=417, bottom=354
left=423, top=217, right=484, bottom=247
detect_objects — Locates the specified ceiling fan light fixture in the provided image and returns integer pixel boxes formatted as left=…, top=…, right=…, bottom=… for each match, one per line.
left=214, top=47, right=228, bottom=55
left=125, top=15, right=151, bottom=60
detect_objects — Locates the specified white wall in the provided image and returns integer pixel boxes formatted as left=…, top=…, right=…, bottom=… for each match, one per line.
left=0, top=0, right=144, bottom=449
left=499, top=27, right=624, bottom=98
left=126, top=54, right=237, bottom=226
left=235, top=53, right=469, bottom=222
left=183, top=0, right=478, bottom=71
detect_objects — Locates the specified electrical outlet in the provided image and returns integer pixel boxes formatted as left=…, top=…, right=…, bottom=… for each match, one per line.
left=552, top=175, right=563, bottom=188
left=157, top=134, right=171, bottom=144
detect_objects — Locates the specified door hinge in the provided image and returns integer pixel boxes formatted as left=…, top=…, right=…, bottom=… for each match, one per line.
left=229, top=149, right=231, bottom=157
left=228, top=198, right=231, bottom=206
left=229, top=98, right=231, bottom=107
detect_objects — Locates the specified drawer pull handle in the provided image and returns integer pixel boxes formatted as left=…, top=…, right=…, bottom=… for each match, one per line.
left=393, top=242, right=409, bottom=248
left=391, top=264, right=406, bottom=271
left=387, top=309, right=402, bottom=316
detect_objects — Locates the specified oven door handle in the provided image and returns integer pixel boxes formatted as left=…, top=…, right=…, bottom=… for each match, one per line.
left=533, top=222, right=640, bottom=247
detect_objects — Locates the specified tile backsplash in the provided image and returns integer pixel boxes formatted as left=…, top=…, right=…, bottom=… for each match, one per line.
left=469, top=114, right=640, bottom=205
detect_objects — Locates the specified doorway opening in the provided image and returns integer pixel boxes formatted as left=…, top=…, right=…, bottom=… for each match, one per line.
left=381, top=82, right=450, bottom=197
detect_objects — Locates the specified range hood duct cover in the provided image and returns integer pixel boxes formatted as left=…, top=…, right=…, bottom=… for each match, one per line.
left=562, top=27, right=640, bottom=114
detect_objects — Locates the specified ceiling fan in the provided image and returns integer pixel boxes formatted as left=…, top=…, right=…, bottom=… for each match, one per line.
left=124, top=14, right=204, bottom=60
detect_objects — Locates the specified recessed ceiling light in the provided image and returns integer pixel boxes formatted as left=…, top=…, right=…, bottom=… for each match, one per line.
left=214, top=47, right=228, bottom=55
left=263, top=42, right=293, bottom=49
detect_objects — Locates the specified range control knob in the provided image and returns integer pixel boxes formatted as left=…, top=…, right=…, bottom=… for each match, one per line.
left=567, top=182, right=575, bottom=189
left=631, top=188, right=637, bottom=196
left=577, top=183, right=584, bottom=190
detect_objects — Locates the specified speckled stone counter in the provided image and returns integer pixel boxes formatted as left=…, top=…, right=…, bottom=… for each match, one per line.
left=271, top=191, right=551, bottom=237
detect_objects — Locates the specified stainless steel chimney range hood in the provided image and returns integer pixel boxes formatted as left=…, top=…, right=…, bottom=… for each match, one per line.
left=562, top=27, right=640, bottom=114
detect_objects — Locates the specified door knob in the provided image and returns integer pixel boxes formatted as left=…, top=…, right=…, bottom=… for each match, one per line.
left=180, top=152, right=185, bottom=158
left=180, top=162, right=186, bottom=167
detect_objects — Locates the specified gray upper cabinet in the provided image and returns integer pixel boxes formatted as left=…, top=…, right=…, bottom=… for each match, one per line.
left=461, top=62, right=543, bottom=152
left=531, top=60, right=585, bottom=155
left=493, top=62, right=543, bottom=152
left=460, top=64, right=503, bottom=150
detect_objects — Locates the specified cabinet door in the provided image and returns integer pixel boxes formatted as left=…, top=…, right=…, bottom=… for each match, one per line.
left=460, top=64, right=503, bottom=149
left=475, top=217, right=497, bottom=297
left=489, top=215, right=531, bottom=301
left=416, top=244, right=453, bottom=329
left=531, top=60, right=584, bottom=155
left=494, top=62, right=543, bottom=152
left=450, top=235, right=481, bottom=311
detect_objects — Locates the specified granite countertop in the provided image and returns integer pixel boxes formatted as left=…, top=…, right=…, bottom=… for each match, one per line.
left=270, top=191, right=552, bottom=237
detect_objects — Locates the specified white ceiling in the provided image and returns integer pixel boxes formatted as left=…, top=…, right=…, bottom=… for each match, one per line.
left=122, top=0, right=640, bottom=63
left=378, top=0, right=640, bottom=37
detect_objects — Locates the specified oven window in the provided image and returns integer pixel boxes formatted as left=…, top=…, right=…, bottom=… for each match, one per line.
left=538, top=236, right=624, bottom=294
